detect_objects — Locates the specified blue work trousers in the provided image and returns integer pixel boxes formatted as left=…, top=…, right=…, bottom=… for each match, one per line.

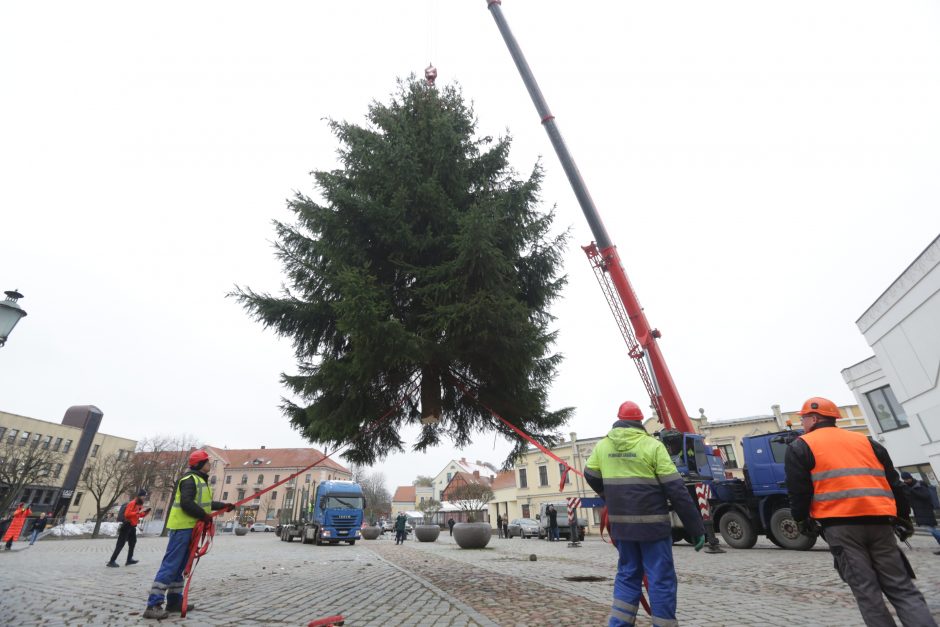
left=609, top=537, right=678, bottom=627
left=147, top=528, right=193, bottom=608
left=924, top=525, right=940, bottom=546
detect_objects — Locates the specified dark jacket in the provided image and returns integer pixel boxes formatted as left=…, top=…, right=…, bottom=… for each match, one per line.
left=394, top=514, right=407, bottom=532
left=178, top=468, right=226, bottom=520
left=31, top=517, right=49, bottom=533
left=547, top=507, right=558, bottom=527
left=903, top=480, right=938, bottom=527
left=784, top=424, right=910, bottom=526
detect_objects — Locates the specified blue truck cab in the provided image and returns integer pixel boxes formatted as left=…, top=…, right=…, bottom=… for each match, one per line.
left=709, top=429, right=815, bottom=550
left=299, top=480, right=365, bottom=546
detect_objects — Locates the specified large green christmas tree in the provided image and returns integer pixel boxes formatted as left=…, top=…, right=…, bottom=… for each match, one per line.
left=236, top=79, right=571, bottom=464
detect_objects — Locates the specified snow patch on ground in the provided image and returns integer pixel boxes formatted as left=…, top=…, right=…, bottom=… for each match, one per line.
left=48, top=521, right=122, bottom=537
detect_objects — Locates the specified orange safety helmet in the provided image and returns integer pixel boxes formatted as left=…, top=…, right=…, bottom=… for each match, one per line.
left=617, top=401, right=644, bottom=421
left=188, top=449, right=210, bottom=467
left=797, top=397, right=841, bottom=419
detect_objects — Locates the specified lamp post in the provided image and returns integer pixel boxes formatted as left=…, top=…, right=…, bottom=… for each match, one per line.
left=0, top=290, right=27, bottom=347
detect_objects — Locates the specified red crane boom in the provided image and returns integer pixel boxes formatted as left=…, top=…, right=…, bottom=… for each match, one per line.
left=485, top=0, right=696, bottom=434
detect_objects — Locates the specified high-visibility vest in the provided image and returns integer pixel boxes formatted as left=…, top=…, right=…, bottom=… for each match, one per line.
left=166, top=472, right=212, bottom=530
left=800, top=427, right=896, bottom=519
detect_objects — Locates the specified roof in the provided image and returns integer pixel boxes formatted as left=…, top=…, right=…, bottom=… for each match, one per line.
left=392, top=485, right=416, bottom=503
left=455, top=458, right=498, bottom=476
left=204, top=446, right=349, bottom=473
left=491, top=470, right=516, bottom=490
left=451, top=471, right=492, bottom=487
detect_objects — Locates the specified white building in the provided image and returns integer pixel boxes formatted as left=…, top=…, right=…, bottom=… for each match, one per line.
left=842, top=234, right=940, bottom=487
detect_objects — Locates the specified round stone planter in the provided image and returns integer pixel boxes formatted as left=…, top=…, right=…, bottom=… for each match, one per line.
left=234, top=527, right=249, bottom=536
left=414, top=524, right=441, bottom=542
left=361, top=526, right=382, bottom=540
left=452, top=522, right=492, bottom=549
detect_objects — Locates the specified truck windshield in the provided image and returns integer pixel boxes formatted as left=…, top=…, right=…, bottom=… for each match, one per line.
left=324, top=496, right=363, bottom=509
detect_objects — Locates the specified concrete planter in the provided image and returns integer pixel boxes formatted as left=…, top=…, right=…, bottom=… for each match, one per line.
left=453, top=522, right=492, bottom=549
left=361, top=526, right=382, bottom=540
left=414, top=524, right=441, bottom=542
left=234, top=527, right=249, bottom=536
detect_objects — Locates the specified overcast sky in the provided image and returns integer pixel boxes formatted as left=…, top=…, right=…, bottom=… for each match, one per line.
left=2, top=1, right=938, bottom=494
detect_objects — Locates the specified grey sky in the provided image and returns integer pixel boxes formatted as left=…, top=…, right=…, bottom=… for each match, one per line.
left=2, top=1, right=938, bottom=494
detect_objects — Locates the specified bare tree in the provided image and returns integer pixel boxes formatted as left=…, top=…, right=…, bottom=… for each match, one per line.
left=133, top=435, right=201, bottom=536
left=450, top=482, right=494, bottom=523
left=0, top=437, right=65, bottom=515
left=358, top=470, right=391, bottom=524
left=417, top=498, right=442, bottom=525
left=80, top=452, right=139, bottom=538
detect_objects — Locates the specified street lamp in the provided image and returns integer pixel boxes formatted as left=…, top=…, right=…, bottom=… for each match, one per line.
left=0, top=290, right=27, bottom=347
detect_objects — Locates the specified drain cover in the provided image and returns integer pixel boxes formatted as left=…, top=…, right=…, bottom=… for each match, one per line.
left=563, top=575, right=607, bottom=582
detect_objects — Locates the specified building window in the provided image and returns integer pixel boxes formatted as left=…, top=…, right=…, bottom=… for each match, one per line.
left=31, top=433, right=41, bottom=447
left=274, top=474, right=280, bottom=483
left=241, top=474, right=248, bottom=485
left=272, top=491, right=277, bottom=501
left=74, top=492, right=83, bottom=506
left=210, top=476, right=217, bottom=485
left=41, top=490, right=54, bottom=505
left=538, top=466, right=549, bottom=487
left=257, top=474, right=264, bottom=484
left=446, top=472, right=452, bottom=483
left=521, top=504, right=530, bottom=518
left=717, top=445, right=738, bottom=469
left=53, top=463, right=63, bottom=478
left=6, top=429, right=17, bottom=445
left=52, top=437, right=62, bottom=452
left=518, top=468, right=528, bottom=488
left=558, top=463, right=570, bottom=486
left=225, top=475, right=232, bottom=484
left=0, top=427, right=5, bottom=441
left=866, top=386, right=909, bottom=432
left=237, top=489, right=245, bottom=501
left=305, top=474, right=311, bottom=483
left=18, top=431, right=30, bottom=446
left=63, top=439, right=72, bottom=454
left=222, top=492, right=228, bottom=500
left=41, top=435, right=52, bottom=450
left=91, top=444, right=100, bottom=458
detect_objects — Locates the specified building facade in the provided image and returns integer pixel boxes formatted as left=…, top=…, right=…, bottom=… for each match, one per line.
left=0, top=406, right=137, bottom=524
left=842, top=234, right=940, bottom=488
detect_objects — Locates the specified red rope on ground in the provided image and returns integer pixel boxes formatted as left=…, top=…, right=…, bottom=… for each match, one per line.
left=177, top=374, right=420, bottom=620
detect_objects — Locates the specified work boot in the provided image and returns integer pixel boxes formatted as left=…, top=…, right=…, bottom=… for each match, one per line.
left=106, top=561, right=120, bottom=568
left=165, top=602, right=194, bottom=614
left=143, top=606, right=169, bottom=619
left=934, top=549, right=940, bottom=555
left=126, top=558, right=139, bottom=565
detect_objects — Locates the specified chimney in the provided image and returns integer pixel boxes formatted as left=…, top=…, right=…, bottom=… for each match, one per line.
left=476, top=460, right=482, bottom=465
left=460, top=457, right=467, bottom=464
left=473, top=470, right=480, bottom=479
left=261, top=445, right=266, bottom=449
left=771, top=404, right=787, bottom=430
left=570, top=431, right=577, bottom=443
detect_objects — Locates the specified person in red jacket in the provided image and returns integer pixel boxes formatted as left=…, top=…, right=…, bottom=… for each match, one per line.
left=107, top=489, right=151, bottom=567
left=3, top=502, right=32, bottom=550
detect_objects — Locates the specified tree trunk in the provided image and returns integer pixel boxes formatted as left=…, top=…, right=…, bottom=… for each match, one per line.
left=92, top=509, right=103, bottom=538
left=420, top=367, right=442, bottom=425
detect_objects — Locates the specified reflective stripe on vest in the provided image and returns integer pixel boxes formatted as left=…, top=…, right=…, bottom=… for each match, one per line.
left=166, top=473, right=212, bottom=530
left=801, top=427, right=896, bottom=519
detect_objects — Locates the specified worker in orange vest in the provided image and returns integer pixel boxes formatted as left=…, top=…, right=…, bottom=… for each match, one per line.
left=784, top=397, right=936, bottom=627
left=3, top=502, right=33, bottom=550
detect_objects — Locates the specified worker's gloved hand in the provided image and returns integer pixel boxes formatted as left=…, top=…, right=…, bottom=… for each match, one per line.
left=896, top=518, right=915, bottom=541
left=223, top=503, right=236, bottom=512
left=201, top=513, right=214, bottom=523
left=797, top=519, right=820, bottom=538
left=693, top=535, right=706, bottom=552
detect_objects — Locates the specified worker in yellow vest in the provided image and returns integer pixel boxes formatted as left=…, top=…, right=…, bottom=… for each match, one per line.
left=785, top=397, right=935, bottom=627
left=143, top=450, right=233, bottom=620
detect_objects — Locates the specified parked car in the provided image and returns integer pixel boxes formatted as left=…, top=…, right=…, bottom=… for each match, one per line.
left=507, top=518, right=539, bottom=539
left=250, top=523, right=275, bottom=532
left=381, top=519, right=412, bottom=535
left=219, top=521, right=236, bottom=533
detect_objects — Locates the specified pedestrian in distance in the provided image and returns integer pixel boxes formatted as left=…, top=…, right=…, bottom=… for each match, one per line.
left=447, top=517, right=456, bottom=536
left=394, top=512, right=408, bottom=545
left=3, top=502, right=33, bottom=550
left=785, top=397, right=936, bottom=627
left=107, top=489, right=151, bottom=567
left=28, top=512, right=49, bottom=545
left=900, top=471, right=940, bottom=554
left=546, top=504, right=559, bottom=542
left=143, top=450, right=234, bottom=620
left=496, top=513, right=503, bottom=538
left=584, top=401, right=706, bottom=627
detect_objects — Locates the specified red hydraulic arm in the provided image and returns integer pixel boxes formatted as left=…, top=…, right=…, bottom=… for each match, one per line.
left=485, top=0, right=696, bottom=434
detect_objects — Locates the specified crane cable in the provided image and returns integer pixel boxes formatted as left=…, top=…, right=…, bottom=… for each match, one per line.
left=177, top=373, right=422, bottom=619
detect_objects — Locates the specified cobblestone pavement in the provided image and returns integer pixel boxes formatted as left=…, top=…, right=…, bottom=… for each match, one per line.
left=1, top=530, right=938, bottom=626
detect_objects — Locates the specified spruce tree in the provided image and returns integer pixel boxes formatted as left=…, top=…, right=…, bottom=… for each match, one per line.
left=235, top=78, right=572, bottom=464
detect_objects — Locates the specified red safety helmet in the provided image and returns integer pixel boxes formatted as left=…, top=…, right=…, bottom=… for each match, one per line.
left=617, top=401, right=644, bottom=421
left=797, top=397, right=841, bottom=419
left=189, top=449, right=210, bottom=467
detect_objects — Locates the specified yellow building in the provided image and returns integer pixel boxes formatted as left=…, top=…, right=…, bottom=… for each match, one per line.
left=0, top=406, right=136, bottom=524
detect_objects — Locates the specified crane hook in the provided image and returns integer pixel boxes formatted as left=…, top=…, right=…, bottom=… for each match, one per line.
left=424, top=63, right=438, bottom=87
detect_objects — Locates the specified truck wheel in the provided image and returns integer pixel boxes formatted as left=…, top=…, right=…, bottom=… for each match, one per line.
left=766, top=528, right=784, bottom=548
left=769, top=508, right=816, bottom=551
left=286, top=533, right=294, bottom=543
left=347, top=540, right=356, bottom=545
left=718, top=511, right=757, bottom=549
